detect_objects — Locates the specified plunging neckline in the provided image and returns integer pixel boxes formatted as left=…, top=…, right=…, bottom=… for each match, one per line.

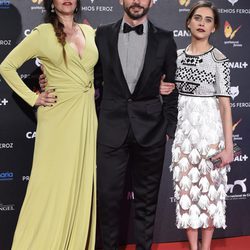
left=66, top=24, right=86, bottom=60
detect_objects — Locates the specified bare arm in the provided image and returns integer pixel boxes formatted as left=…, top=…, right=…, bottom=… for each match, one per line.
left=212, top=96, right=234, bottom=167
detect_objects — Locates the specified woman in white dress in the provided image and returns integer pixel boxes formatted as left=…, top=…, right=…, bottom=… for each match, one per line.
left=161, top=1, right=234, bottom=250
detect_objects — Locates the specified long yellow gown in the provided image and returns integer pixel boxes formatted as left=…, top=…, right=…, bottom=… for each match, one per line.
left=0, top=23, right=98, bottom=250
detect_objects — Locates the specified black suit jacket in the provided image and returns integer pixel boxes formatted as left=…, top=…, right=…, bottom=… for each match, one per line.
left=95, top=19, right=178, bottom=148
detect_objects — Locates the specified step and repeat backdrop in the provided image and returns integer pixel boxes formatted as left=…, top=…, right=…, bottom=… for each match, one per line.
left=0, top=0, right=250, bottom=249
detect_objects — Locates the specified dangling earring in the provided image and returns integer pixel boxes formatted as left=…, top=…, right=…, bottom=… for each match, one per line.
left=74, top=7, right=78, bottom=13
left=51, top=3, right=55, bottom=13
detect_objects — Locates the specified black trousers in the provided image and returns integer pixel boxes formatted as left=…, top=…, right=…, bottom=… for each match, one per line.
left=97, top=127, right=166, bottom=250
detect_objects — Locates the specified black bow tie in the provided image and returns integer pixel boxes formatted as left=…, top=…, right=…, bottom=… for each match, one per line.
left=123, top=23, right=144, bottom=35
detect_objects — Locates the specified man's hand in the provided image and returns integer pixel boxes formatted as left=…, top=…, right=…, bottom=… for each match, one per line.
left=39, top=73, right=47, bottom=92
left=35, top=89, right=57, bottom=107
left=160, top=75, right=175, bottom=95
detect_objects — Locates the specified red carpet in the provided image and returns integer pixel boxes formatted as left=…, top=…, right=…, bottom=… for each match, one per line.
left=121, top=236, right=250, bottom=250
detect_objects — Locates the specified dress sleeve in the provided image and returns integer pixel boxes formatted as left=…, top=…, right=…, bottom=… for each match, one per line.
left=215, top=60, right=231, bottom=97
left=0, top=27, right=41, bottom=106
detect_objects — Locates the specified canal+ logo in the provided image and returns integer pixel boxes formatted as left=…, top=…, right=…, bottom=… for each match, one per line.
left=0, top=98, right=8, bottom=106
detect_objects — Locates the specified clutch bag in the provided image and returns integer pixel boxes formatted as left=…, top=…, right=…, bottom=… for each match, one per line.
left=210, top=143, right=242, bottom=168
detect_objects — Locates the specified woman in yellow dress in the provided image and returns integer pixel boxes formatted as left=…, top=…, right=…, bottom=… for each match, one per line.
left=0, top=0, right=98, bottom=249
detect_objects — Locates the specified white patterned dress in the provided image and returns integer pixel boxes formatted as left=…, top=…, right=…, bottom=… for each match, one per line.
left=170, top=46, right=231, bottom=229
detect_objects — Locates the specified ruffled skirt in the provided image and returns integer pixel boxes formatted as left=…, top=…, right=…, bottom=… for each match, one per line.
left=170, top=95, right=230, bottom=229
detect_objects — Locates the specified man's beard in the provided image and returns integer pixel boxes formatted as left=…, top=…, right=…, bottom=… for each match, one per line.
left=123, top=2, right=151, bottom=20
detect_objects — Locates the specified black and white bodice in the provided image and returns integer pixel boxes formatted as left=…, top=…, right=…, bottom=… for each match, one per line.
left=175, top=47, right=231, bottom=97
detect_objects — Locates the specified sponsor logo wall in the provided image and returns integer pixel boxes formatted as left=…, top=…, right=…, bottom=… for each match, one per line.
left=0, top=0, right=249, bottom=249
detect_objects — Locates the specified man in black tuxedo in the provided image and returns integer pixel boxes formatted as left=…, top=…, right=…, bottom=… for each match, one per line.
left=95, top=1, right=178, bottom=249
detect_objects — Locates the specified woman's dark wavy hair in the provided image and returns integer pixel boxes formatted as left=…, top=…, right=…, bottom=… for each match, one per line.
left=43, top=0, right=81, bottom=64
left=186, top=1, right=220, bottom=31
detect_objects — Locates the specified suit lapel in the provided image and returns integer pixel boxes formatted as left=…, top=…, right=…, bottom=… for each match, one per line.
left=109, top=19, right=131, bottom=98
left=132, top=21, right=158, bottom=97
